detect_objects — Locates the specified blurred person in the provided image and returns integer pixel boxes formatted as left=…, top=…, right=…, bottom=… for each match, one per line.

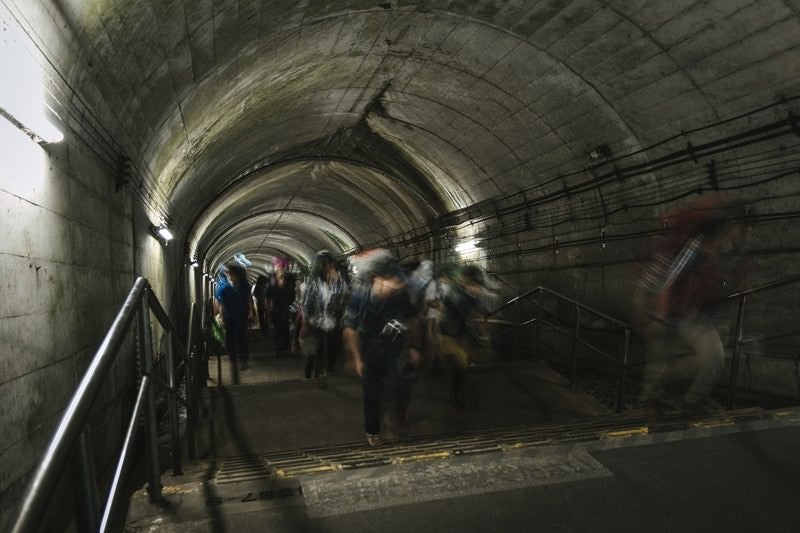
left=216, top=263, right=256, bottom=369
left=252, top=272, right=270, bottom=338
left=210, top=264, right=229, bottom=354
left=437, top=264, right=492, bottom=409
left=291, top=276, right=304, bottom=354
left=635, top=195, right=744, bottom=416
left=301, top=250, right=350, bottom=387
left=343, top=250, right=422, bottom=446
left=401, top=258, right=447, bottom=372
left=266, top=255, right=296, bottom=353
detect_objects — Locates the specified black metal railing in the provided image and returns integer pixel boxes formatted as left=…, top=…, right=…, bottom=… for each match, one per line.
left=724, top=274, right=800, bottom=409
left=488, top=286, right=633, bottom=412
left=488, top=274, right=800, bottom=414
left=11, top=277, right=206, bottom=533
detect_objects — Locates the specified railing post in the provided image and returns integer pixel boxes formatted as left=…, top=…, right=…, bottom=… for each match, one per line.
left=726, top=295, right=748, bottom=410
left=186, top=349, right=196, bottom=461
left=617, top=328, right=630, bottom=413
left=571, top=306, right=580, bottom=388
left=72, top=429, right=99, bottom=533
left=167, top=332, right=182, bottom=476
left=138, top=289, right=163, bottom=502
left=534, top=289, right=544, bottom=358
left=185, top=303, right=197, bottom=461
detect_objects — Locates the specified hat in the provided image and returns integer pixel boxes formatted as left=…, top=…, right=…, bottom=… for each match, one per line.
left=234, top=253, right=252, bottom=268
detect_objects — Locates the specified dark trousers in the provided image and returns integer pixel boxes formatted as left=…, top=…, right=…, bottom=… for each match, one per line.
left=225, top=320, right=250, bottom=362
left=304, top=328, right=343, bottom=378
left=256, top=303, right=268, bottom=337
left=271, top=308, right=291, bottom=351
left=362, top=337, right=411, bottom=435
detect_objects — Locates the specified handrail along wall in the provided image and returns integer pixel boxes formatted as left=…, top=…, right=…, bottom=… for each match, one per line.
left=11, top=277, right=204, bottom=533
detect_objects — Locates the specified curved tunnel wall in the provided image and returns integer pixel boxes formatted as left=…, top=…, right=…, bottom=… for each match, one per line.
left=2, top=1, right=800, bottom=527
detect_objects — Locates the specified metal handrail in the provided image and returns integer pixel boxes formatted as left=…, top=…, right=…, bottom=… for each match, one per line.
left=725, top=274, right=800, bottom=409
left=490, top=285, right=631, bottom=328
left=488, top=285, right=633, bottom=411
left=11, top=277, right=200, bottom=533
left=724, top=273, right=800, bottom=300
left=489, top=274, right=800, bottom=413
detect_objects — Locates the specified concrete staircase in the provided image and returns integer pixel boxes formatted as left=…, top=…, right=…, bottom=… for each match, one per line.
left=124, top=349, right=800, bottom=532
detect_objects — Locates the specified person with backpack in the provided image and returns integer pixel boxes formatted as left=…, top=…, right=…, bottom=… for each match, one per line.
left=437, top=264, right=491, bottom=409
left=300, top=250, right=349, bottom=387
left=215, top=263, right=256, bottom=370
left=342, top=250, right=422, bottom=446
left=635, top=195, right=745, bottom=417
left=266, top=256, right=296, bottom=353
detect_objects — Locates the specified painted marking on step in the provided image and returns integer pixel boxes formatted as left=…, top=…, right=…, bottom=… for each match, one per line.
left=601, top=427, right=649, bottom=439
left=206, top=486, right=303, bottom=507
left=276, top=464, right=338, bottom=477
left=392, top=451, right=451, bottom=464
left=690, top=418, right=735, bottom=429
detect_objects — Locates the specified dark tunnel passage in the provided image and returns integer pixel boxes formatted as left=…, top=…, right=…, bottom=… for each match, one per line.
left=2, top=1, right=800, bottom=531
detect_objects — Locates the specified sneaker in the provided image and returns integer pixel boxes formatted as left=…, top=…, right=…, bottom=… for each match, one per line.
left=366, top=433, right=382, bottom=447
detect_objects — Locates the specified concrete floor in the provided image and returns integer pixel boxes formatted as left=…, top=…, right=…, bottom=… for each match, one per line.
left=124, top=336, right=800, bottom=532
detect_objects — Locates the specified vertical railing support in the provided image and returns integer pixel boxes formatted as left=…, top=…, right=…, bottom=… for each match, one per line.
left=571, top=306, right=581, bottom=388
left=167, top=332, right=182, bottom=475
left=186, top=350, right=196, bottom=461
left=73, top=429, right=99, bottom=533
left=726, top=295, right=748, bottom=410
left=138, top=289, right=162, bottom=502
left=185, top=302, right=197, bottom=461
left=534, top=289, right=544, bottom=358
left=617, top=328, right=630, bottom=413
left=511, top=296, right=518, bottom=359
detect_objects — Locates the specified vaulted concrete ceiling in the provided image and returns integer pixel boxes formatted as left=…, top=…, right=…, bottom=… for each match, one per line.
left=38, top=0, right=800, bottom=272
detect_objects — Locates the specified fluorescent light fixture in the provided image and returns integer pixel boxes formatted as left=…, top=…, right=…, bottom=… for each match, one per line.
left=0, top=105, right=63, bottom=144
left=149, top=223, right=173, bottom=244
left=157, top=226, right=174, bottom=241
left=0, top=9, right=64, bottom=145
left=454, top=240, right=479, bottom=254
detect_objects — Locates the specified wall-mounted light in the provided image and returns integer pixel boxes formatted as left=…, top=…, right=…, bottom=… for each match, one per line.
left=157, top=226, right=173, bottom=241
left=0, top=10, right=64, bottom=146
left=0, top=105, right=63, bottom=145
left=589, top=143, right=611, bottom=160
left=454, top=239, right=479, bottom=254
left=150, top=223, right=173, bottom=244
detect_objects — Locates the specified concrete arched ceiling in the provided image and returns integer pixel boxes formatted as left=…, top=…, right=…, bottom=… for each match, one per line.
left=40, top=0, right=800, bottom=266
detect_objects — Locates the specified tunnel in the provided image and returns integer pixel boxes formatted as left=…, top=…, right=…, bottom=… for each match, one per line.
left=2, top=1, right=800, bottom=531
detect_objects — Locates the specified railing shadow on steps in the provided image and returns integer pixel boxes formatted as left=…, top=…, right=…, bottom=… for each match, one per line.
left=487, top=286, right=634, bottom=413
left=486, top=275, right=800, bottom=414
left=11, top=277, right=207, bottom=533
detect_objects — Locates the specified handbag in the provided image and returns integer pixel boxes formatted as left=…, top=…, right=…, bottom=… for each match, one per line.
left=211, top=314, right=226, bottom=347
